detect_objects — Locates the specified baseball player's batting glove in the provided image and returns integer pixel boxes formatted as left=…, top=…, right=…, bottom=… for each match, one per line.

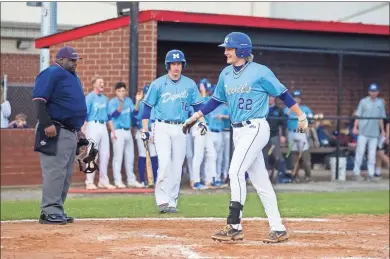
left=197, top=122, right=208, bottom=136
left=182, top=111, right=203, bottom=134
left=297, top=113, right=308, bottom=133
left=141, top=131, right=150, bottom=146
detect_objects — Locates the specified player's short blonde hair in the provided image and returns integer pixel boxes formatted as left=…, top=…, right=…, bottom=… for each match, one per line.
left=91, top=76, right=103, bottom=86
left=245, top=54, right=254, bottom=62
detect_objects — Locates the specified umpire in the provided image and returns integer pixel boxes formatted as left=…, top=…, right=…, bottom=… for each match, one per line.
left=263, top=96, right=287, bottom=182
left=33, top=46, right=87, bottom=224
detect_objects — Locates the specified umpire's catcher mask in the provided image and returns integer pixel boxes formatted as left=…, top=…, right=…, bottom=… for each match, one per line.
left=76, top=138, right=99, bottom=174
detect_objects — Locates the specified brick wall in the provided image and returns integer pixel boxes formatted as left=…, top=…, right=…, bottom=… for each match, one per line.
left=49, top=20, right=158, bottom=98
left=158, top=41, right=390, bottom=116
left=0, top=53, right=40, bottom=84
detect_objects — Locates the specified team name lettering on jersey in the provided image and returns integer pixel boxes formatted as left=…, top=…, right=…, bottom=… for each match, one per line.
left=225, top=83, right=252, bottom=95
left=93, top=103, right=107, bottom=110
left=161, top=90, right=189, bottom=103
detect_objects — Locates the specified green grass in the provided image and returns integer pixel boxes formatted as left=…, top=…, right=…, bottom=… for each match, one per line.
left=1, top=191, right=388, bottom=221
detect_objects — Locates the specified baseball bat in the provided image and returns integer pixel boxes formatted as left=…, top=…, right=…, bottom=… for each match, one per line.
left=291, top=141, right=303, bottom=178
left=145, top=142, right=154, bottom=188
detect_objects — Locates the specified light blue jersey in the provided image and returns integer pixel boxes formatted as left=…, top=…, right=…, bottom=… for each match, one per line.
left=134, top=101, right=155, bottom=130
left=86, top=92, right=109, bottom=122
left=221, top=104, right=230, bottom=130
left=213, top=62, right=286, bottom=123
left=143, top=75, right=203, bottom=122
left=108, top=97, right=135, bottom=129
left=283, top=105, right=313, bottom=131
left=208, top=104, right=226, bottom=131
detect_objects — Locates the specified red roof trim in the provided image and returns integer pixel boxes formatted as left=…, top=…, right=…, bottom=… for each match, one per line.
left=35, top=10, right=389, bottom=48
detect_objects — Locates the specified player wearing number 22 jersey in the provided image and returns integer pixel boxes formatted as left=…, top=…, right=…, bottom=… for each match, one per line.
left=182, top=32, right=309, bottom=243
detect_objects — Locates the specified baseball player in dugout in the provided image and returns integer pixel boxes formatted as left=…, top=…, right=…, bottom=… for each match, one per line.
left=182, top=32, right=309, bottom=243
left=284, top=90, right=314, bottom=183
left=82, top=76, right=116, bottom=190
left=134, top=84, right=159, bottom=186
left=141, top=49, right=205, bottom=214
left=353, top=83, right=387, bottom=181
left=263, top=96, right=287, bottom=183
left=108, top=82, right=144, bottom=188
left=32, top=46, right=87, bottom=224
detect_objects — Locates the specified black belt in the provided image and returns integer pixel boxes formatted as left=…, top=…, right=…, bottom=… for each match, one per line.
left=91, top=120, right=105, bottom=124
left=231, top=120, right=252, bottom=128
left=210, top=129, right=221, bottom=133
left=117, top=127, right=130, bottom=130
left=157, top=119, right=183, bottom=125
left=223, top=129, right=231, bottom=132
left=52, top=120, right=76, bottom=132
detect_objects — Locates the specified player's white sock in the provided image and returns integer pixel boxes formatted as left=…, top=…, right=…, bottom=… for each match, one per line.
left=230, top=224, right=242, bottom=231
left=375, top=167, right=382, bottom=176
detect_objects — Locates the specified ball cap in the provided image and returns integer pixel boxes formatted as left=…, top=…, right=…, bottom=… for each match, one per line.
left=56, top=46, right=82, bottom=60
left=368, top=83, right=379, bottom=92
left=292, top=90, right=301, bottom=97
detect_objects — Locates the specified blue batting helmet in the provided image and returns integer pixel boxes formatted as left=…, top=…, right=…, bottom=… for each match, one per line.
left=218, top=32, right=252, bottom=58
left=292, top=90, right=301, bottom=97
left=199, top=78, right=211, bottom=90
left=165, top=49, right=186, bottom=70
left=143, top=84, right=150, bottom=94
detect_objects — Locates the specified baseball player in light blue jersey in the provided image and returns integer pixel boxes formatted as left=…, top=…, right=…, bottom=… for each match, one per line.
left=192, top=78, right=219, bottom=189
left=83, top=76, right=116, bottom=190
left=183, top=32, right=309, bottom=243
left=108, top=82, right=144, bottom=189
left=141, top=49, right=206, bottom=213
left=134, top=84, right=158, bottom=186
left=220, top=103, right=231, bottom=182
left=283, top=90, right=314, bottom=183
left=207, top=85, right=228, bottom=187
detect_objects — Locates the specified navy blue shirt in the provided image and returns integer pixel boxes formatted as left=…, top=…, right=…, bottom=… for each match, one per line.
left=32, top=63, right=87, bottom=131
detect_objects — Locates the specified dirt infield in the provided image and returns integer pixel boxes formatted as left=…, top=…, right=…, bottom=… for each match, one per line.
left=1, top=215, right=389, bottom=259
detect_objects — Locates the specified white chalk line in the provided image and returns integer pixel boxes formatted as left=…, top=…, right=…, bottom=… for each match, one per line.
left=321, top=257, right=386, bottom=259
left=0, top=217, right=331, bottom=224
left=293, top=230, right=347, bottom=235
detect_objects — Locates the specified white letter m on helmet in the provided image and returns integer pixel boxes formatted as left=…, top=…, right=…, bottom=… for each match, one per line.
left=173, top=53, right=180, bottom=59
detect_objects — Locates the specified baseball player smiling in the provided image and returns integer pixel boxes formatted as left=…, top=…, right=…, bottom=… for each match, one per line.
left=183, top=32, right=309, bottom=243
left=141, top=49, right=205, bottom=213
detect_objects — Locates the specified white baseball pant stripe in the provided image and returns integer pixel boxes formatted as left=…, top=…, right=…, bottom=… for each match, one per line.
left=210, top=131, right=224, bottom=180
left=135, top=130, right=157, bottom=157
left=353, top=135, right=378, bottom=177
left=154, top=122, right=186, bottom=208
left=85, top=121, right=110, bottom=185
left=229, top=118, right=285, bottom=231
left=111, top=129, right=136, bottom=185
left=222, top=131, right=231, bottom=180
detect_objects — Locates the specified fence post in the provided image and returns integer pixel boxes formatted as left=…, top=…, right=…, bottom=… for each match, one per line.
left=336, top=53, right=344, bottom=180
left=129, top=1, right=139, bottom=100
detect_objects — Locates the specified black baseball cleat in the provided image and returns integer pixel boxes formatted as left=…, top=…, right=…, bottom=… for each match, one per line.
left=263, top=230, right=289, bottom=243
left=39, top=213, right=67, bottom=225
left=63, top=213, right=74, bottom=223
left=211, top=225, right=244, bottom=242
left=167, top=207, right=179, bottom=213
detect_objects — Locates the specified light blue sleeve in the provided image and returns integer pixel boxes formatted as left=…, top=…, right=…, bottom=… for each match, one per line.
left=143, top=82, right=159, bottom=107
left=85, top=94, right=93, bottom=115
left=108, top=99, right=117, bottom=115
left=380, top=100, right=386, bottom=118
left=283, top=107, right=289, bottom=115
left=261, top=68, right=287, bottom=97
left=213, top=72, right=227, bottom=102
left=303, top=106, right=313, bottom=116
left=191, top=82, right=203, bottom=105
left=355, top=99, right=364, bottom=117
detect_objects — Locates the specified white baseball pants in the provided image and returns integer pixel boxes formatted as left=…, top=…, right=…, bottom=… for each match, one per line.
left=229, top=118, right=285, bottom=231
left=85, top=121, right=110, bottom=185
left=210, top=131, right=224, bottom=180
left=185, top=133, right=194, bottom=182
left=353, top=135, right=378, bottom=177
left=192, top=130, right=217, bottom=184
left=154, top=121, right=186, bottom=208
left=111, top=129, right=136, bottom=185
